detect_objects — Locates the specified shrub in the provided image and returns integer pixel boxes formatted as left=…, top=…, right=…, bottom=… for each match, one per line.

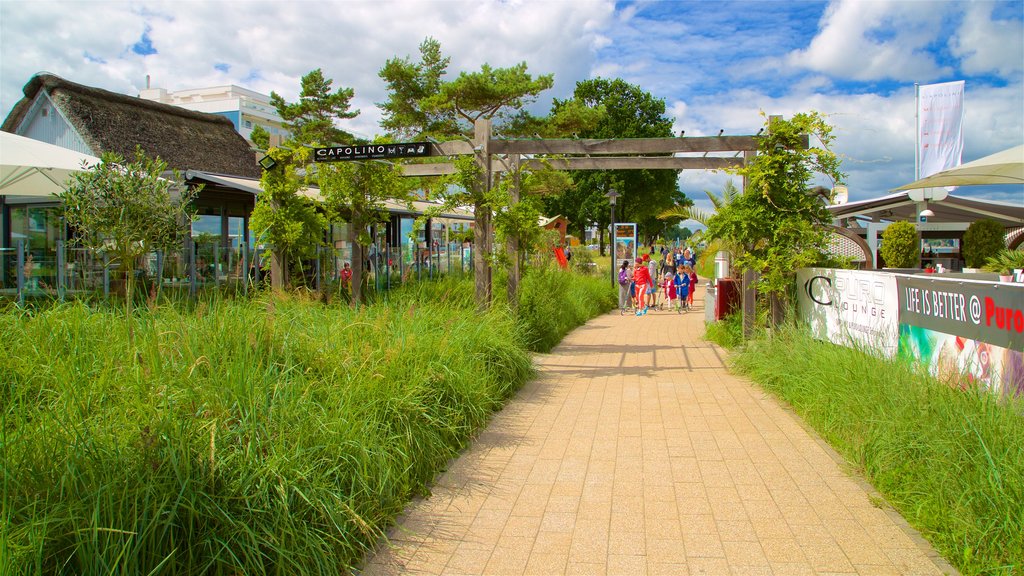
left=963, top=219, right=1007, bottom=268
left=982, top=248, right=1024, bottom=275
left=880, top=221, right=919, bottom=268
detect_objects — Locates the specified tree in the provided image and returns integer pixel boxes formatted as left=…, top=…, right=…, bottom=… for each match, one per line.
left=378, top=37, right=455, bottom=139
left=249, top=124, right=270, bottom=150
left=543, top=78, right=686, bottom=252
left=61, top=146, right=198, bottom=346
left=317, top=146, right=410, bottom=305
left=260, top=69, right=362, bottom=289
left=249, top=146, right=326, bottom=290
left=380, top=40, right=554, bottom=308
left=270, top=68, right=359, bottom=146
left=703, top=112, right=844, bottom=326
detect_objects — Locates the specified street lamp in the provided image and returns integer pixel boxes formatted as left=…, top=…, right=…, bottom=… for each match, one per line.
left=606, top=188, right=620, bottom=289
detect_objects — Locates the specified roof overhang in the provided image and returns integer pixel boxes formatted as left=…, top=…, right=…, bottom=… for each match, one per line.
left=829, top=191, right=1024, bottom=227
left=184, top=170, right=474, bottom=221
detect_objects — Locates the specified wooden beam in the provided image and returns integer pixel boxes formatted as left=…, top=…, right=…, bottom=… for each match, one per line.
left=401, top=155, right=742, bottom=176
left=523, top=156, right=742, bottom=171
left=491, top=135, right=774, bottom=155
left=429, top=141, right=474, bottom=156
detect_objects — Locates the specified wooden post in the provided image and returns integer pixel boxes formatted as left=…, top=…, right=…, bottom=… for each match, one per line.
left=473, top=118, right=493, bottom=311
left=742, top=150, right=757, bottom=339
left=507, top=154, right=521, bottom=309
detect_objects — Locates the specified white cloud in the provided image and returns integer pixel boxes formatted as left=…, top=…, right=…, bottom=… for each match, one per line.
left=950, top=2, right=1024, bottom=77
left=788, top=0, right=953, bottom=82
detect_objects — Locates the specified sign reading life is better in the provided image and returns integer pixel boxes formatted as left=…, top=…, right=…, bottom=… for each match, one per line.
left=314, top=142, right=431, bottom=162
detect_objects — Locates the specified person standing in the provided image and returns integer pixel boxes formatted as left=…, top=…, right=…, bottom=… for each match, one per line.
left=646, top=254, right=659, bottom=309
left=674, top=265, right=691, bottom=312
left=618, top=260, right=632, bottom=314
left=633, top=257, right=652, bottom=315
left=687, top=264, right=698, bottom=308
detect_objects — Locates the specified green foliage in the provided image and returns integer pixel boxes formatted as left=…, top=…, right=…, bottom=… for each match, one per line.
left=270, top=68, right=359, bottom=146
left=879, top=221, right=920, bottom=268
left=378, top=37, right=455, bottom=139
left=60, top=146, right=198, bottom=339
left=249, top=124, right=271, bottom=149
left=517, top=262, right=616, bottom=352
left=731, top=327, right=1024, bottom=576
left=544, top=78, right=684, bottom=242
left=704, top=312, right=744, bottom=349
left=982, top=248, right=1024, bottom=274
left=421, top=62, right=554, bottom=129
left=317, top=144, right=411, bottom=303
left=704, top=112, right=845, bottom=301
left=250, top=146, right=327, bottom=286
left=0, top=267, right=613, bottom=573
left=1, top=295, right=532, bottom=574
left=963, top=219, right=1007, bottom=268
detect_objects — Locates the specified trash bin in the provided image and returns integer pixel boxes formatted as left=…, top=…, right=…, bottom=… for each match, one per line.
left=714, top=278, right=740, bottom=320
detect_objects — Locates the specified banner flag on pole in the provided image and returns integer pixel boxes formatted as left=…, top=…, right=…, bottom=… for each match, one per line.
left=917, top=80, right=965, bottom=179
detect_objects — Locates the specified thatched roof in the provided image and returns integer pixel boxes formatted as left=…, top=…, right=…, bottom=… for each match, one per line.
left=2, top=73, right=261, bottom=178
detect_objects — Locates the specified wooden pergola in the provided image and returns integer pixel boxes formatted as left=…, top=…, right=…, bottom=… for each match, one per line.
left=399, top=118, right=802, bottom=332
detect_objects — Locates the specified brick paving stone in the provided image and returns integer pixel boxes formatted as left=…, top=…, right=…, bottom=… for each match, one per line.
left=360, top=287, right=953, bottom=575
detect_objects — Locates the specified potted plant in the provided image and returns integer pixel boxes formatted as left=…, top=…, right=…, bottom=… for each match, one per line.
left=983, top=249, right=1024, bottom=283
left=962, top=218, right=1005, bottom=273
left=924, top=263, right=935, bottom=274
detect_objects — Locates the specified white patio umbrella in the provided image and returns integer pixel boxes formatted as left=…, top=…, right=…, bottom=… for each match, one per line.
left=892, top=144, right=1024, bottom=190
left=0, top=131, right=101, bottom=197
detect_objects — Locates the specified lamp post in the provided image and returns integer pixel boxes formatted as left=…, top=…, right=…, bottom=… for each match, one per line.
left=606, top=188, right=619, bottom=289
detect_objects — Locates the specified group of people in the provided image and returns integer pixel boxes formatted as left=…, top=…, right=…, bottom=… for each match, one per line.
left=618, top=248, right=698, bottom=316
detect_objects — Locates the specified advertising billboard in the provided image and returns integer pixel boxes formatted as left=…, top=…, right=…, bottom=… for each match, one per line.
left=613, top=223, right=637, bottom=266
left=796, top=268, right=900, bottom=357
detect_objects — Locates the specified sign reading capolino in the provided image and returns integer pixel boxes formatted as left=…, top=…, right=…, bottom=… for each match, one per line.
left=898, top=276, right=1024, bottom=351
left=314, top=142, right=431, bottom=162
left=796, top=269, right=899, bottom=357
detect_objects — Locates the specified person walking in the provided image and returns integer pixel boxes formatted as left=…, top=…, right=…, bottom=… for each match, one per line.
left=687, top=264, right=698, bottom=308
left=674, top=265, right=691, bottom=312
left=618, top=260, right=633, bottom=314
left=646, top=254, right=659, bottom=309
left=633, top=257, right=653, bottom=316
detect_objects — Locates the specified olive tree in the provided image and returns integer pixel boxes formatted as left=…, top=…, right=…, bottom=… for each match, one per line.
left=61, top=146, right=198, bottom=345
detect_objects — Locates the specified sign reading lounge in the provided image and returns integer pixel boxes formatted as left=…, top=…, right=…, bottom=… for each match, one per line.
left=314, top=142, right=431, bottom=162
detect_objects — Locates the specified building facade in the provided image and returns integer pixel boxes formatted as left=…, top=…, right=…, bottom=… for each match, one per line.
left=139, top=81, right=288, bottom=145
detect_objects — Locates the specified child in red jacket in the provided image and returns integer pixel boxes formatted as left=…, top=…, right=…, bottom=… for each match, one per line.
left=633, top=257, right=653, bottom=315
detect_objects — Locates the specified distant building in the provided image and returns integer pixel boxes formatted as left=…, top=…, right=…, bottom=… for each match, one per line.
left=139, top=80, right=288, bottom=146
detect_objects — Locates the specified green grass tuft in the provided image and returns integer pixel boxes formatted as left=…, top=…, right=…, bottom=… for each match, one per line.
left=1, top=268, right=611, bottom=574
left=729, top=326, right=1024, bottom=576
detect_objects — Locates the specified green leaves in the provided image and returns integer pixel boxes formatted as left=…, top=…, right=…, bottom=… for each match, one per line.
left=270, top=68, right=360, bottom=146
left=704, top=111, right=845, bottom=299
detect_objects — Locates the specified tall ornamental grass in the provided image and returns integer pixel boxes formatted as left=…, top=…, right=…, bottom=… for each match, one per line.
left=1, top=293, right=532, bottom=574
left=729, top=326, right=1023, bottom=576
left=517, top=263, right=617, bottom=352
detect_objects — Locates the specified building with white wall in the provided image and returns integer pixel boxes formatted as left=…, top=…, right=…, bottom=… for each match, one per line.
left=139, top=80, right=288, bottom=145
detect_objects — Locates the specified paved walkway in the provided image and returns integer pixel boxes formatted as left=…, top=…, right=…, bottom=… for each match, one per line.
left=361, top=287, right=954, bottom=576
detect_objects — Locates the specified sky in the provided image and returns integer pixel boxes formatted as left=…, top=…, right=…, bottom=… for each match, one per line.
left=1, top=0, right=1022, bottom=220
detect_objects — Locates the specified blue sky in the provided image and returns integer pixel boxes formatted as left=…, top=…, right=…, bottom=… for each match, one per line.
left=1, top=0, right=1021, bottom=215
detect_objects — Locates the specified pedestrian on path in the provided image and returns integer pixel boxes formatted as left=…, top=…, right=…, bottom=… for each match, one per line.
left=645, top=254, right=659, bottom=309
left=618, top=260, right=633, bottom=313
left=633, top=257, right=652, bottom=315
left=674, top=265, right=691, bottom=312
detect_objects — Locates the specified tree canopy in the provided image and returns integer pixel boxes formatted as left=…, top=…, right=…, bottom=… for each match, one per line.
left=542, top=78, right=689, bottom=246
left=270, top=68, right=359, bottom=146
left=704, top=111, right=845, bottom=300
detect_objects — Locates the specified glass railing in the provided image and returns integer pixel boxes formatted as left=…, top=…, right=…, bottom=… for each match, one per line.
left=0, top=240, right=474, bottom=304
